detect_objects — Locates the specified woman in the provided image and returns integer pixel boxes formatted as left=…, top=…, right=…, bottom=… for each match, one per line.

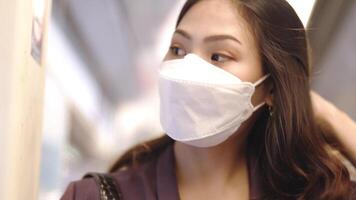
left=61, top=0, right=356, bottom=199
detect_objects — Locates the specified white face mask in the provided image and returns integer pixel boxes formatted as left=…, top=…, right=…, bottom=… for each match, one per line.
left=158, top=53, right=270, bottom=148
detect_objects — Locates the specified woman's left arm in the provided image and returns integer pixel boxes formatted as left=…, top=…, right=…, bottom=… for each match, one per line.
left=311, top=91, right=356, bottom=167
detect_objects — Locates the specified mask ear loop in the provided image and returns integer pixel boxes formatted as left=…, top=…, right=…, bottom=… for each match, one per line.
left=253, top=74, right=271, bottom=87
left=252, top=74, right=271, bottom=112
left=253, top=101, right=266, bottom=112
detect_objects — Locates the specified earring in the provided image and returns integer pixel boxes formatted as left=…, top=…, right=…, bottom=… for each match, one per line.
left=268, top=105, right=273, bottom=117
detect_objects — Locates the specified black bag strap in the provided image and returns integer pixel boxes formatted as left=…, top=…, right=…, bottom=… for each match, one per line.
left=83, top=172, right=122, bottom=200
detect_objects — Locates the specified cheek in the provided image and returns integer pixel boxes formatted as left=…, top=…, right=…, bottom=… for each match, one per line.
left=163, top=51, right=172, bottom=61
left=222, top=61, right=262, bottom=83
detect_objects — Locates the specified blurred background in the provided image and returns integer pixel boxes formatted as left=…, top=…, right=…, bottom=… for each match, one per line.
left=38, top=0, right=356, bottom=199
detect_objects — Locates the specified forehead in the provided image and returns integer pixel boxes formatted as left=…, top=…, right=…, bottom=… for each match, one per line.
left=177, top=0, right=255, bottom=46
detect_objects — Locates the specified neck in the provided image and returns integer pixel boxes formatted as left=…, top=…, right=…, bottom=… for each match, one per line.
left=174, top=129, right=249, bottom=187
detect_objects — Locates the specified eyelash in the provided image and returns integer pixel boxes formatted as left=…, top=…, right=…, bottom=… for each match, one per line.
left=211, top=53, right=232, bottom=63
left=169, top=46, right=233, bottom=63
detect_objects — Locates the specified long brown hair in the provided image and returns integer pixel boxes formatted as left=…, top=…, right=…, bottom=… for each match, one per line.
left=109, top=0, right=353, bottom=199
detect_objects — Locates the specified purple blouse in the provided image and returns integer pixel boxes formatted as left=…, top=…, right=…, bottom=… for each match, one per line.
left=60, top=144, right=355, bottom=200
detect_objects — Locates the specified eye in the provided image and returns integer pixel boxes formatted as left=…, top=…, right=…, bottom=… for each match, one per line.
left=170, top=46, right=186, bottom=57
left=211, top=53, right=230, bottom=62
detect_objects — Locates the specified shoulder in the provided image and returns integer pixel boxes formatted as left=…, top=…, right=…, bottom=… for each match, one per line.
left=60, top=141, right=176, bottom=200
left=111, top=158, right=159, bottom=199
left=60, top=157, right=159, bottom=200
left=60, top=177, right=98, bottom=200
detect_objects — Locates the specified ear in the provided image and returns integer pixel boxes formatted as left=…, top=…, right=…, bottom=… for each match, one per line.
left=265, top=81, right=274, bottom=107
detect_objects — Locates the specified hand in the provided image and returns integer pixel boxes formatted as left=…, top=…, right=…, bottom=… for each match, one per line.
left=311, top=90, right=356, bottom=167
left=310, top=90, right=338, bottom=141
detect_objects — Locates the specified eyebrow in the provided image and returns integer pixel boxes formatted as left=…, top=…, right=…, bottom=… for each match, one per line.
left=174, top=29, right=242, bottom=45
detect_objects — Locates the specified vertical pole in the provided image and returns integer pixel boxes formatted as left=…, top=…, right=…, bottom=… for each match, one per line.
left=0, top=0, right=51, bottom=199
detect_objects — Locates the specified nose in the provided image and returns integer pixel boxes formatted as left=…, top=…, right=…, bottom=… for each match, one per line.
left=186, top=49, right=205, bottom=61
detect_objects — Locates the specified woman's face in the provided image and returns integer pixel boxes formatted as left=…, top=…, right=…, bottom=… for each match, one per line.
left=164, top=0, right=272, bottom=107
